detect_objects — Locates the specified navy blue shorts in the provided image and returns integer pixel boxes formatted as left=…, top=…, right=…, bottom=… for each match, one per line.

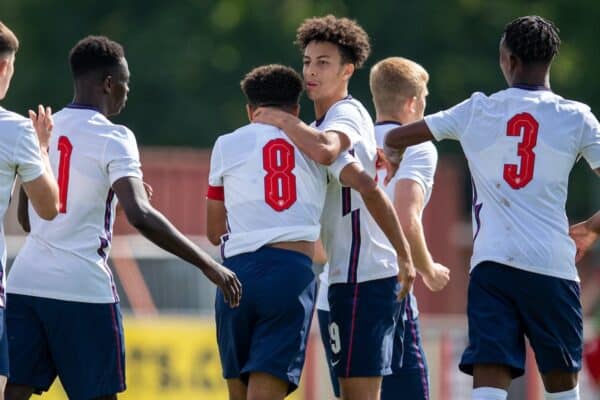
left=215, top=246, right=316, bottom=393
left=6, top=294, right=126, bottom=400
left=318, top=296, right=428, bottom=399
left=460, top=261, right=583, bottom=378
left=328, top=276, right=403, bottom=378
left=382, top=295, right=430, bottom=400
left=0, top=307, right=8, bottom=377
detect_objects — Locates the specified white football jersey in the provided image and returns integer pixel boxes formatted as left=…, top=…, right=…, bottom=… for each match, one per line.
left=317, top=122, right=438, bottom=315
left=8, top=105, right=142, bottom=303
left=425, top=87, right=600, bottom=281
left=318, top=97, right=399, bottom=285
left=208, top=122, right=331, bottom=258
left=0, top=107, right=45, bottom=307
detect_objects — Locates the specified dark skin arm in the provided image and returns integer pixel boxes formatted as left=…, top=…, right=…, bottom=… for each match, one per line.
left=20, top=177, right=242, bottom=306
left=383, top=120, right=435, bottom=183
left=17, top=186, right=30, bottom=233
left=112, top=176, right=241, bottom=306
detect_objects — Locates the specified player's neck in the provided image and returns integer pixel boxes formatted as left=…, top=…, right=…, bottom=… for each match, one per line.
left=313, top=90, right=349, bottom=121
left=72, top=88, right=109, bottom=116
left=375, top=112, right=411, bottom=125
left=511, top=68, right=551, bottom=90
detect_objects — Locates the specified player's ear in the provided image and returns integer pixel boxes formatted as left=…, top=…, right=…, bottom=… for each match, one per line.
left=0, top=58, right=8, bottom=78
left=341, top=62, right=354, bottom=81
left=102, top=75, right=112, bottom=94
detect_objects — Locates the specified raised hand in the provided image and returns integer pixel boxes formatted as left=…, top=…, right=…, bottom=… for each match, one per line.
left=29, top=104, right=53, bottom=150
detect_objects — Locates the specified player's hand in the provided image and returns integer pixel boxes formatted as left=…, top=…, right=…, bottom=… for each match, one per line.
left=421, top=262, right=450, bottom=292
left=252, top=107, right=291, bottom=128
left=397, top=258, right=416, bottom=300
left=29, top=104, right=53, bottom=150
left=570, top=220, right=599, bottom=263
left=203, top=263, right=242, bottom=308
left=382, top=143, right=403, bottom=185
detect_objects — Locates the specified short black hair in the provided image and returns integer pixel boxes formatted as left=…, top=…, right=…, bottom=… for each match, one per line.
left=503, top=16, right=560, bottom=64
left=69, top=35, right=125, bottom=79
left=0, top=21, right=19, bottom=56
left=295, top=15, right=371, bottom=68
left=240, top=64, right=303, bottom=107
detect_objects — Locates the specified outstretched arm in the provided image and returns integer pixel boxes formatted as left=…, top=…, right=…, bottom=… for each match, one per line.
left=383, top=121, right=435, bottom=182
left=113, top=176, right=241, bottom=306
left=339, top=163, right=415, bottom=299
left=252, top=107, right=351, bottom=165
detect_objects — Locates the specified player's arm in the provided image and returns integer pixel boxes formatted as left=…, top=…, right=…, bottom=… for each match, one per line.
left=383, top=120, right=435, bottom=183
left=339, top=162, right=415, bottom=299
left=206, top=197, right=227, bottom=246
left=17, top=187, right=30, bottom=233
left=570, top=167, right=600, bottom=262
left=113, top=176, right=241, bottom=307
left=252, top=107, right=351, bottom=165
left=394, top=179, right=449, bottom=291
left=19, top=105, right=60, bottom=221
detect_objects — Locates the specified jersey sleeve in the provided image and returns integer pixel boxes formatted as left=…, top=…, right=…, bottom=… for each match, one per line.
left=207, top=137, right=226, bottom=200
left=320, top=102, right=364, bottom=146
left=579, top=110, right=600, bottom=170
left=327, top=150, right=359, bottom=183
left=104, top=127, right=143, bottom=185
left=14, top=121, right=45, bottom=183
left=424, top=92, right=481, bottom=142
left=395, top=143, right=438, bottom=194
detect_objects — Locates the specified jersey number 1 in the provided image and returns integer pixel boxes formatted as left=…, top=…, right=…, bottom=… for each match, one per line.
left=263, top=139, right=297, bottom=211
left=503, top=113, right=538, bottom=189
left=57, top=136, right=73, bottom=213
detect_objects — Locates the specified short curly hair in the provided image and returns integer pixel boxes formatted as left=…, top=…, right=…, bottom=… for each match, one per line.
left=241, top=64, right=303, bottom=107
left=69, top=35, right=125, bottom=78
left=295, top=15, right=371, bottom=68
left=503, top=16, right=560, bottom=64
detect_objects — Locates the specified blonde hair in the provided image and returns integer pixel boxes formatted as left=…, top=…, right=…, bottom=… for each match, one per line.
left=0, top=21, right=19, bottom=56
left=369, top=57, right=429, bottom=115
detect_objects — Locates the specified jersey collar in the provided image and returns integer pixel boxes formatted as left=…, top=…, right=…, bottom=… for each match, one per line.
left=66, top=103, right=102, bottom=112
left=375, top=120, right=402, bottom=126
left=511, top=83, right=552, bottom=92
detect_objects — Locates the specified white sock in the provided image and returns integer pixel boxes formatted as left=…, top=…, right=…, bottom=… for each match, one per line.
left=545, top=384, right=580, bottom=400
left=472, top=387, right=508, bottom=400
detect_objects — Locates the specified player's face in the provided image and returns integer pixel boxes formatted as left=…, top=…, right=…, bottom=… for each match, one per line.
left=302, top=41, right=353, bottom=103
left=107, top=57, right=130, bottom=116
left=0, top=52, right=15, bottom=100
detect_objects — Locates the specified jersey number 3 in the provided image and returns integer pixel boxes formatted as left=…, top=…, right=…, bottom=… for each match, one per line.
left=57, top=136, right=73, bottom=213
left=503, top=112, right=538, bottom=189
left=263, top=139, right=297, bottom=212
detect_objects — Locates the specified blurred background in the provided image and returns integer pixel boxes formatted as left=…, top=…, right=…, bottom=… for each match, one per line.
left=2, top=0, right=600, bottom=398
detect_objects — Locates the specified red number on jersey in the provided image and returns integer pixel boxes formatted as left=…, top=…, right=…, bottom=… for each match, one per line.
left=263, top=139, right=297, bottom=211
left=503, top=112, right=538, bottom=189
left=57, top=136, right=73, bottom=213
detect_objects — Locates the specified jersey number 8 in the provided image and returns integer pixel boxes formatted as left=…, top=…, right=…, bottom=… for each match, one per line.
left=262, top=139, right=297, bottom=212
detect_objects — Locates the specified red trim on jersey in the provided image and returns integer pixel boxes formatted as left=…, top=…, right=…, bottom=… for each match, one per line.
left=207, top=185, right=225, bottom=201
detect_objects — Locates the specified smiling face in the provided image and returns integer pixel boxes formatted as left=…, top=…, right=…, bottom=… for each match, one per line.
left=302, top=41, right=353, bottom=105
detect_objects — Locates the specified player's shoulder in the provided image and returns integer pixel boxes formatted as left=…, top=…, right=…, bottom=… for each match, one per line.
left=330, top=96, right=370, bottom=118
left=0, top=106, right=32, bottom=133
